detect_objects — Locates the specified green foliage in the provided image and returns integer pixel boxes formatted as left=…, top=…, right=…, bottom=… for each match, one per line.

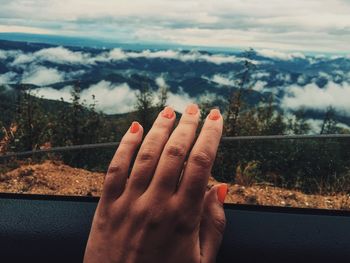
left=287, top=109, right=310, bottom=135
left=211, top=53, right=350, bottom=194
left=134, top=79, right=170, bottom=133
left=10, top=90, right=51, bottom=151
left=49, top=83, right=117, bottom=169
left=50, top=84, right=114, bottom=146
left=2, top=66, right=350, bottom=195
left=135, top=81, right=156, bottom=133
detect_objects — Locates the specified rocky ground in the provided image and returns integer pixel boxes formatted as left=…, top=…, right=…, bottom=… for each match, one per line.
left=1, top=161, right=350, bottom=210
left=0, top=161, right=104, bottom=196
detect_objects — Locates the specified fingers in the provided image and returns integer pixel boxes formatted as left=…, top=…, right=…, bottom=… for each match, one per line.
left=177, top=109, right=223, bottom=208
left=200, top=184, right=227, bottom=263
left=147, top=104, right=200, bottom=196
left=101, top=121, right=143, bottom=203
left=125, top=107, right=176, bottom=197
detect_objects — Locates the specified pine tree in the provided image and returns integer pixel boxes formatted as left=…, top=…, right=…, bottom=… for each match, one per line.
left=288, top=109, right=310, bottom=134
left=156, top=83, right=169, bottom=112
left=320, top=107, right=338, bottom=134
left=225, top=49, right=256, bottom=136
left=135, top=82, right=155, bottom=133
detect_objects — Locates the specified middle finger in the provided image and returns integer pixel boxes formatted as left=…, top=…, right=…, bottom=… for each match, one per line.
left=146, top=103, right=200, bottom=197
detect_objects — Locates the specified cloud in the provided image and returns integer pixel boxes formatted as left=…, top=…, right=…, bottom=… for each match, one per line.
left=252, top=80, right=267, bottom=92
left=29, top=85, right=73, bottom=102
left=0, top=49, right=22, bottom=61
left=281, top=81, right=350, bottom=114
left=256, top=49, right=306, bottom=60
left=210, top=74, right=235, bottom=86
left=297, top=75, right=308, bottom=85
left=251, top=71, right=270, bottom=80
left=306, top=118, right=350, bottom=133
left=104, top=48, right=248, bottom=65
left=154, top=76, right=195, bottom=113
left=3, top=0, right=350, bottom=52
left=21, top=66, right=65, bottom=85
left=30, top=78, right=196, bottom=114
left=9, top=46, right=250, bottom=66
left=0, top=72, right=17, bottom=84
left=276, top=73, right=292, bottom=83
left=31, top=81, right=138, bottom=114
left=167, top=88, right=194, bottom=113
left=0, top=50, right=6, bottom=60
left=12, top=46, right=92, bottom=65
left=155, top=76, right=168, bottom=88
left=80, top=81, right=137, bottom=114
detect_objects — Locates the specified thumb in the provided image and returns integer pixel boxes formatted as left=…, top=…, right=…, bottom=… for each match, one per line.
left=200, top=184, right=228, bottom=263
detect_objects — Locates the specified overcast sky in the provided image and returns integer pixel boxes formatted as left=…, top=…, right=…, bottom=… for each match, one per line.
left=0, top=0, right=350, bottom=53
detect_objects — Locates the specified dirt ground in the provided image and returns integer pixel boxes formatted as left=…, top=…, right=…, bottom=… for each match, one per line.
left=1, top=161, right=350, bottom=210
left=0, top=161, right=105, bottom=196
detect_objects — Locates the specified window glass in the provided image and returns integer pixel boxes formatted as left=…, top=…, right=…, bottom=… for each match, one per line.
left=1, top=1, right=350, bottom=211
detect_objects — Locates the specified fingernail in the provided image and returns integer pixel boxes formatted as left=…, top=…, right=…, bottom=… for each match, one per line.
left=217, top=184, right=228, bottom=204
left=130, top=121, right=140, bottom=133
left=209, top=109, right=221, bottom=121
left=162, top=106, right=175, bottom=119
left=185, top=103, right=199, bottom=115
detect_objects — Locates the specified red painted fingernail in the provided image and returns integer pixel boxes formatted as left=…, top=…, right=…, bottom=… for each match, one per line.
left=209, top=109, right=221, bottom=121
left=185, top=103, right=199, bottom=115
left=217, top=184, right=228, bottom=204
left=162, top=106, right=175, bottom=119
left=130, top=121, right=140, bottom=133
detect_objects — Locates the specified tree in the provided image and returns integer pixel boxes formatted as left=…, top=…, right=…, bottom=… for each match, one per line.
left=10, top=89, right=51, bottom=151
left=135, top=81, right=156, bottom=134
left=156, top=82, right=169, bottom=112
left=225, top=49, right=256, bottom=136
left=320, top=106, right=339, bottom=134
left=287, top=109, right=310, bottom=135
left=51, top=82, right=114, bottom=147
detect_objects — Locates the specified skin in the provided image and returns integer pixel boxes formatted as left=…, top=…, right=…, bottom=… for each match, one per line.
left=84, top=104, right=226, bottom=263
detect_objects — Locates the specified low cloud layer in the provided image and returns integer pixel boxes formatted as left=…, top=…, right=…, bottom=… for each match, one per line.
left=256, top=49, right=306, bottom=61
left=7, top=46, right=251, bottom=67
left=282, top=82, right=350, bottom=114
left=31, top=81, right=138, bottom=114
left=0, top=72, right=17, bottom=84
left=22, top=66, right=65, bottom=86
left=12, top=47, right=90, bottom=65
left=31, top=79, right=196, bottom=114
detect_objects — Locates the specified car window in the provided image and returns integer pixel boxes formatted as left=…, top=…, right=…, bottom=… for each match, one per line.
left=1, top=0, right=350, bottom=211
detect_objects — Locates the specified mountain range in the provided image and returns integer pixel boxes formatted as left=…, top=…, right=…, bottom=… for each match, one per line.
left=1, top=38, right=350, bottom=132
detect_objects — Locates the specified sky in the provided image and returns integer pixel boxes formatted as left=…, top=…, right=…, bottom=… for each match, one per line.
left=0, top=0, right=350, bottom=53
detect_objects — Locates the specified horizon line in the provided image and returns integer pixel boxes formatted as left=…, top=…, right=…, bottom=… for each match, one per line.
left=0, top=32, right=349, bottom=56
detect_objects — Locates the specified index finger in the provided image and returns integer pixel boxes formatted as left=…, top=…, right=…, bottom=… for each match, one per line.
left=176, top=109, right=223, bottom=208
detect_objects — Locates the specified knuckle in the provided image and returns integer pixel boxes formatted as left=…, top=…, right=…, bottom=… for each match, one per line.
left=153, top=120, right=171, bottom=131
left=165, top=143, right=187, bottom=159
left=189, top=151, right=213, bottom=169
left=146, top=211, right=166, bottom=229
left=107, top=162, right=124, bottom=175
left=147, top=130, right=165, bottom=142
left=180, top=118, right=198, bottom=127
left=142, top=204, right=171, bottom=230
left=138, top=147, right=157, bottom=162
left=94, top=208, right=111, bottom=230
left=119, top=138, right=138, bottom=147
left=204, top=125, right=222, bottom=138
left=130, top=203, right=149, bottom=222
left=175, top=214, right=197, bottom=234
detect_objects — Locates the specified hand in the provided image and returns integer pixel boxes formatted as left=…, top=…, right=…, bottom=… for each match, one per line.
left=84, top=104, right=227, bottom=263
